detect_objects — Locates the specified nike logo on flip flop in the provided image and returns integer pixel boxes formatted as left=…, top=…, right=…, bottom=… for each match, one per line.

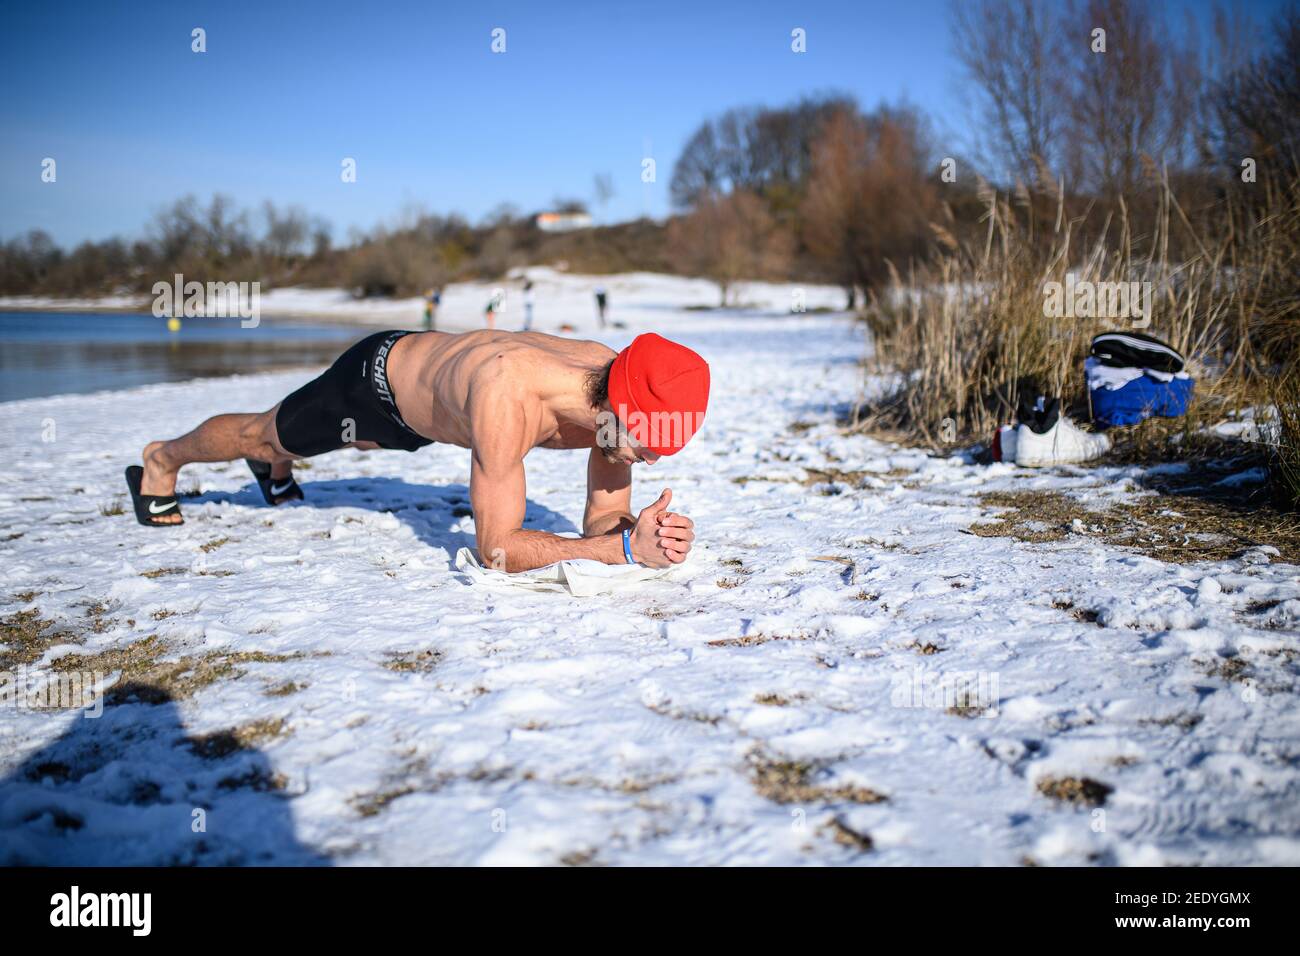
left=270, top=480, right=294, bottom=496
left=148, top=500, right=177, bottom=514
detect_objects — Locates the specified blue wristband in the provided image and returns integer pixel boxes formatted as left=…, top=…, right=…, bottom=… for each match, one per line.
left=622, top=528, right=636, bottom=564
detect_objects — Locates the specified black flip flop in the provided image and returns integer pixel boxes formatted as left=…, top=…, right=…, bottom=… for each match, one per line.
left=246, top=458, right=303, bottom=506
left=124, top=465, right=184, bottom=527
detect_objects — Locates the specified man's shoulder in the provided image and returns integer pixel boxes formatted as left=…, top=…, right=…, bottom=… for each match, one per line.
left=538, top=334, right=616, bottom=367
left=474, top=333, right=614, bottom=373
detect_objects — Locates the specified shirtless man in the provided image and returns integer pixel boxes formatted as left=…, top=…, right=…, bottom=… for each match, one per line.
left=123, top=329, right=711, bottom=572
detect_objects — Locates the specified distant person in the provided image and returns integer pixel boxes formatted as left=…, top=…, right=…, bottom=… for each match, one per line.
left=595, top=286, right=608, bottom=329
left=522, top=281, right=535, bottom=332
left=423, top=287, right=441, bottom=331
left=485, top=290, right=504, bottom=330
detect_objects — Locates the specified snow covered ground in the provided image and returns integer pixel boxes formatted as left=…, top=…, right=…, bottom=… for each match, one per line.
left=1, top=272, right=1298, bottom=866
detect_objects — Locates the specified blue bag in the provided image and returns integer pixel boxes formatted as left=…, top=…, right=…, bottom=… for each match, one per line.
left=1090, top=373, right=1194, bottom=429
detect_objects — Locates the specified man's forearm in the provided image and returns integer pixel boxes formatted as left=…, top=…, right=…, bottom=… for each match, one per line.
left=483, top=527, right=629, bottom=572
left=584, top=510, right=635, bottom=537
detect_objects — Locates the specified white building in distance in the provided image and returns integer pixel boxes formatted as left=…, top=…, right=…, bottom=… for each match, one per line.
left=535, top=211, right=593, bottom=232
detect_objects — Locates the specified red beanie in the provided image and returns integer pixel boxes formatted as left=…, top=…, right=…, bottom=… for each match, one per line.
left=606, top=333, right=710, bottom=456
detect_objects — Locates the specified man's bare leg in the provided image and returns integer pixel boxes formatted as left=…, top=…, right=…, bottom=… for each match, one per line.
left=139, top=405, right=293, bottom=524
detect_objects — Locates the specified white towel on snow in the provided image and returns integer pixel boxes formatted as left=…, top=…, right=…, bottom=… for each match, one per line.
left=453, top=547, right=677, bottom=597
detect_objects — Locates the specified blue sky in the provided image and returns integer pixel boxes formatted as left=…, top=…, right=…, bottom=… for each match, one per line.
left=0, top=0, right=1287, bottom=246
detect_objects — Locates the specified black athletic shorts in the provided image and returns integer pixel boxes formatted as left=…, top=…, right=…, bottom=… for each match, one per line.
left=274, top=330, right=434, bottom=457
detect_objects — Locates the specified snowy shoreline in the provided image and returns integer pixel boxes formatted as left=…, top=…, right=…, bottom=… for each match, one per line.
left=0, top=267, right=832, bottom=331
left=2, top=272, right=1298, bottom=866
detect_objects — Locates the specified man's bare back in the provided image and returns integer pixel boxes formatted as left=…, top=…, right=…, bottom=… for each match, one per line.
left=126, top=327, right=710, bottom=574
left=386, top=329, right=616, bottom=452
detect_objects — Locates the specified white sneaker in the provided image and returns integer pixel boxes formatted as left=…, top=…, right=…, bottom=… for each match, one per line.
left=991, top=425, right=1018, bottom=462
left=1015, top=414, right=1111, bottom=466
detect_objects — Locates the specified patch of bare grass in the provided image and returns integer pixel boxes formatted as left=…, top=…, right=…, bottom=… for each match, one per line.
left=139, top=567, right=188, bottom=579
left=1036, top=775, right=1113, bottom=807
left=351, top=785, right=419, bottom=818
left=0, top=608, right=78, bottom=668
left=967, top=488, right=1300, bottom=563
left=382, top=649, right=442, bottom=673
left=189, top=717, right=290, bottom=760
left=51, top=640, right=303, bottom=704
left=907, top=641, right=944, bottom=655
left=821, top=816, right=874, bottom=851
left=1201, top=655, right=1251, bottom=684
left=559, top=848, right=602, bottom=867
left=754, top=691, right=812, bottom=707
left=265, top=680, right=307, bottom=697
left=1138, top=712, right=1204, bottom=731
left=708, top=630, right=812, bottom=648
left=750, top=753, right=888, bottom=806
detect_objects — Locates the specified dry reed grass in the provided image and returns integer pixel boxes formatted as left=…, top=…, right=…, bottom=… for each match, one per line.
left=855, top=168, right=1299, bottom=508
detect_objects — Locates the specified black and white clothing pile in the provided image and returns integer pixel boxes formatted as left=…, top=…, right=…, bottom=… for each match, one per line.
left=1086, top=330, right=1194, bottom=429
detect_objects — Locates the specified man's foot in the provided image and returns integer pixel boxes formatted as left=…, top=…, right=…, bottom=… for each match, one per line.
left=138, top=441, right=182, bottom=525
left=246, top=458, right=304, bottom=505
left=125, top=465, right=184, bottom=528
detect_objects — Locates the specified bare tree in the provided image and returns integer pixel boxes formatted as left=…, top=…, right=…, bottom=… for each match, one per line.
left=149, top=195, right=203, bottom=265
left=310, top=218, right=333, bottom=259
left=0, top=230, right=62, bottom=294
left=801, top=107, right=940, bottom=306
left=261, top=201, right=310, bottom=260
left=670, top=108, right=759, bottom=207
left=950, top=0, right=1066, bottom=184
left=1212, top=5, right=1299, bottom=179
left=199, top=194, right=252, bottom=262
left=669, top=96, right=857, bottom=208
left=667, top=190, right=792, bottom=305
left=1064, top=0, right=1199, bottom=197
left=148, top=194, right=251, bottom=271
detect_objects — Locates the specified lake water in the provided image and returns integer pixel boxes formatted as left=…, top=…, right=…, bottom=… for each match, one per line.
left=0, top=312, right=364, bottom=402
